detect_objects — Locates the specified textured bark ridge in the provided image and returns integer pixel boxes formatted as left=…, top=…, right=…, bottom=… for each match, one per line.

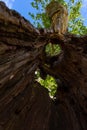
left=0, top=1, right=87, bottom=130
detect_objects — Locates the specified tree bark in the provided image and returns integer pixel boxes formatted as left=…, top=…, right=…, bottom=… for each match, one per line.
left=0, top=2, right=87, bottom=130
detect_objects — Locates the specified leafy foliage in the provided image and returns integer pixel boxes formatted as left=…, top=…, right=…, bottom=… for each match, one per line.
left=68, top=0, right=87, bottom=35
left=29, top=0, right=50, bottom=28
left=45, top=43, right=61, bottom=56
left=35, top=71, right=57, bottom=97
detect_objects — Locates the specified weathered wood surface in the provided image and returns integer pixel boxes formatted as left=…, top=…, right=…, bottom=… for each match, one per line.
left=0, top=1, right=87, bottom=130
left=40, top=35, right=87, bottom=130
left=0, top=2, right=52, bottom=130
left=49, top=42, right=87, bottom=130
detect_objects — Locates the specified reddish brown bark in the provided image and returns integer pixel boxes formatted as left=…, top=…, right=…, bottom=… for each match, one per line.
left=0, top=2, right=87, bottom=130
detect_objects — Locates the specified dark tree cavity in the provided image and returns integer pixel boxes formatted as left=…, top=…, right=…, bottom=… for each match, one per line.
left=0, top=2, right=87, bottom=130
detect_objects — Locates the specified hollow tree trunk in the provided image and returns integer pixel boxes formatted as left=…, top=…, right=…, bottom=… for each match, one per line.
left=0, top=2, right=87, bottom=130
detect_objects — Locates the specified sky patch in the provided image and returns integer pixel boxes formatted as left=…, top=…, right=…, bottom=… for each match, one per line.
left=82, top=0, right=87, bottom=7
left=0, top=0, right=15, bottom=8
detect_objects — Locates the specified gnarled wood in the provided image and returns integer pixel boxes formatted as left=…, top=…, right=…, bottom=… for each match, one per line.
left=0, top=1, right=87, bottom=130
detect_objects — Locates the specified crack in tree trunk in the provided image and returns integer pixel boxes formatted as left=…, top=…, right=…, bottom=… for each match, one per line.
left=0, top=1, right=87, bottom=130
